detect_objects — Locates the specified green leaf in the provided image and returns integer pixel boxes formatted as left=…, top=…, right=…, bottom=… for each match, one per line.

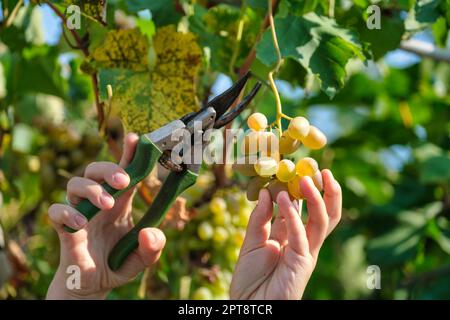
left=125, top=0, right=181, bottom=26
left=358, top=16, right=405, bottom=60
left=256, top=13, right=368, bottom=98
left=415, top=0, right=442, bottom=23
left=278, top=0, right=323, bottom=16
left=367, top=225, right=422, bottom=267
left=189, top=4, right=261, bottom=74
left=246, top=0, right=267, bottom=10
left=420, top=155, right=450, bottom=183
left=406, top=0, right=446, bottom=30
left=5, top=47, right=67, bottom=100
left=432, top=16, right=448, bottom=47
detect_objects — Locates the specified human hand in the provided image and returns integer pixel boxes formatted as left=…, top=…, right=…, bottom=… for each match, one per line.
left=46, top=133, right=166, bottom=299
left=230, top=169, right=342, bottom=299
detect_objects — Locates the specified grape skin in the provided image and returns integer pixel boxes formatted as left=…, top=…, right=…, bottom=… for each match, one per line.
left=279, top=130, right=300, bottom=154
left=247, top=112, right=268, bottom=131
left=296, top=157, right=319, bottom=177
left=254, top=156, right=278, bottom=177
left=276, top=159, right=296, bottom=182
left=301, top=125, right=327, bottom=150
left=288, top=117, right=310, bottom=140
left=288, top=175, right=304, bottom=200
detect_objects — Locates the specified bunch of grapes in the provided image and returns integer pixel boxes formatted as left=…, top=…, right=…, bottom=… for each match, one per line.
left=233, top=112, right=327, bottom=202
left=190, top=188, right=254, bottom=299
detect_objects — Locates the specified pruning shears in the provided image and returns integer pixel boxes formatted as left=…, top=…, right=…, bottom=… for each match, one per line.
left=66, top=72, right=261, bottom=271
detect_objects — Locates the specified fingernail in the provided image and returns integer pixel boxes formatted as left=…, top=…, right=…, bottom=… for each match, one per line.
left=75, top=214, right=87, bottom=227
left=148, top=231, right=156, bottom=244
left=101, top=192, right=114, bottom=207
left=113, top=172, right=129, bottom=185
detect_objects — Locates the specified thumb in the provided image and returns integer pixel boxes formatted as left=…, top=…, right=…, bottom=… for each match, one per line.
left=115, top=228, right=166, bottom=279
left=119, top=133, right=140, bottom=168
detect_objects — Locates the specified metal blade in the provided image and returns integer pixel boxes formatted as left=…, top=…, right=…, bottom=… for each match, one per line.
left=204, top=71, right=251, bottom=120
left=213, top=82, right=262, bottom=129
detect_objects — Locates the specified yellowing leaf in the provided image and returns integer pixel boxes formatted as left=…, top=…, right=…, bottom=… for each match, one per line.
left=62, top=0, right=106, bottom=23
left=87, top=28, right=150, bottom=72
left=101, top=26, right=203, bottom=134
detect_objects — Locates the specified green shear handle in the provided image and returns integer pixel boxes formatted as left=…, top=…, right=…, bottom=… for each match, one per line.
left=64, top=135, right=162, bottom=232
left=108, top=169, right=197, bottom=271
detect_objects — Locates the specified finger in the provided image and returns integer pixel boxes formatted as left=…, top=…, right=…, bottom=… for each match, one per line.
left=48, top=204, right=87, bottom=233
left=276, top=191, right=309, bottom=256
left=269, top=215, right=287, bottom=246
left=322, top=169, right=342, bottom=235
left=67, top=177, right=115, bottom=210
left=84, top=162, right=130, bottom=189
left=119, top=133, right=139, bottom=168
left=241, top=189, right=273, bottom=253
left=116, top=228, right=166, bottom=278
left=301, top=176, right=328, bottom=258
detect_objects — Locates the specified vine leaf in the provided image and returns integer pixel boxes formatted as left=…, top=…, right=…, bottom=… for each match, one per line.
left=256, top=13, right=369, bottom=98
left=125, top=0, right=181, bottom=27
left=59, top=0, right=107, bottom=24
left=82, top=28, right=150, bottom=72
left=99, top=26, right=203, bottom=134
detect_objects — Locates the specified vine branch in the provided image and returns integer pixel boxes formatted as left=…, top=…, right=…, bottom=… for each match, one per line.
left=267, top=0, right=284, bottom=137
left=45, top=0, right=105, bottom=131
left=3, top=0, right=24, bottom=28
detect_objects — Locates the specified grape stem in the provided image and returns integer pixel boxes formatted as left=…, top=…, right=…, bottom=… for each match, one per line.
left=267, top=0, right=289, bottom=136
left=329, top=0, right=335, bottom=18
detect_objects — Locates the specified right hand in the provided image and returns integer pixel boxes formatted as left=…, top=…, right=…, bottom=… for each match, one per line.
left=46, top=133, right=166, bottom=300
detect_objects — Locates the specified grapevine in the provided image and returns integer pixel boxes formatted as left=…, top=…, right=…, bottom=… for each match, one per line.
left=234, top=0, right=328, bottom=204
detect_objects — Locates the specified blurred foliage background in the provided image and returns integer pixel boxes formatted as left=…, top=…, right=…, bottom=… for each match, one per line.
left=0, top=0, right=449, bottom=299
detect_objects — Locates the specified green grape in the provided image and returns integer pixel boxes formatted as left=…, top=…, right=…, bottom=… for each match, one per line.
left=213, top=226, right=229, bottom=243
left=246, top=176, right=271, bottom=201
left=288, top=175, right=304, bottom=200
left=231, top=228, right=246, bottom=246
left=209, top=197, right=227, bottom=215
left=267, top=179, right=289, bottom=202
left=27, top=156, right=41, bottom=173
left=288, top=116, right=310, bottom=140
left=276, top=159, right=296, bottom=182
left=197, top=221, right=214, bottom=241
left=254, top=156, right=278, bottom=177
left=301, top=125, right=327, bottom=150
left=213, top=210, right=232, bottom=226
left=295, top=157, right=319, bottom=177
left=192, top=287, right=213, bottom=300
left=226, top=246, right=240, bottom=263
left=279, top=130, right=300, bottom=154
left=247, top=112, right=267, bottom=131
left=235, top=206, right=252, bottom=227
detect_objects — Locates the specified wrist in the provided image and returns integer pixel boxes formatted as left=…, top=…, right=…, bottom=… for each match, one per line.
left=46, top=268, right=109, bottom=300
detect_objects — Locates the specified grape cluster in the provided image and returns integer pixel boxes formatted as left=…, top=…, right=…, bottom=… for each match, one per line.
left=188, top=188, right=254, bottom=299
left=233, top=112, right=327, bottom=202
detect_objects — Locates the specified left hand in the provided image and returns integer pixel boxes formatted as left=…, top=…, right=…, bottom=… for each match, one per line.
left=46, top=133, right=166, bottom=300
